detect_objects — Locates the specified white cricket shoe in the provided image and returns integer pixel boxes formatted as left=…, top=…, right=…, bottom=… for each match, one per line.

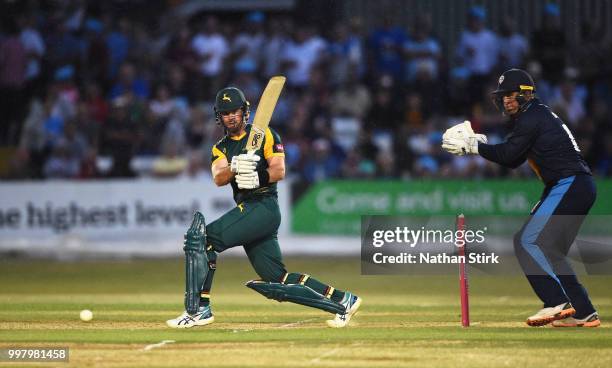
left=552, top=312, right=601, bottom=328
left=326, top=292, right=362, bottom=328
left=166, top=306, right=214, bottom=328
left=526, top=302, right=575, bottom=326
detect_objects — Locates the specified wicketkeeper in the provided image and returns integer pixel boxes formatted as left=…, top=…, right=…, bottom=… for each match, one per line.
left=442, top=69, right=600, bottom=327
left=167, top=86, right=361, bottom=329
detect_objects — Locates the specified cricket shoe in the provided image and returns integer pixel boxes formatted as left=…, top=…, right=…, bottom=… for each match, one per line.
left=166, top=306, right=214, bottom=328
left=552, top=312, right=601, bottom=328
left=326, top=292, right=362, bottom=328
left=526, top=302, right=575, bottom=327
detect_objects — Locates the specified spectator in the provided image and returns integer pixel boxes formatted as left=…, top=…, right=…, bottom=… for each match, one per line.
left=182, top=149, right=212, bottom=181
left=54, top=65, right=79, bottom=105
left=376, top=150, right=396, bottom=178
left=149, top=83, right=176, bottom=120
left=341, top=149, right=376, bottom=179
left=19, top=14, right=45, bottom=90
left=302, top=138, right=342, bottom=182
left=229, top=64, right=263, bottom=105
left=43, top=139, right=80, bottom=179
left=0, top=19, right=27, bottom=145
left=109, top=62, right=150, bottom=100
left=403, top=93, right=425, bottom=129
left=330, top=67, right=371, bottom=120
left=45, top=22, right=82, bottom=71
left=281, top=24, right=327, bottom=88
left=165, top=26, right=200, bottom=93
left=83, top=18, right=109, bottom=85
left=409, top=62, right=446, bottom=118
left=531, top=3, right=566, bottom=84
left=497, top=18, right=529, bottom=70
left=84, top=81, right=109, bottom=124
left=328, top=23, right=364, bottom=86
left=151, top=140, right=188, bottom=178
left=42, top=84, right=75, bottom=147
left=455, top=6, right=499, bottom=107
left=231, top=12, right=266, bottom=75
left=262, top=17, right=291, bottom=78
left=403, top=15, right=441, bottom=83
left=191, top=16, right=229, bottom=97
left=106, top=17, right=131, bottom=78
left=368, top=16, right=407, bottom=82
left=365, top=86, right=402, bottom=132
left=185, top=105, right=210, bottom=151
left=166, top=64, right=192, bottom=104
left=572, top=21, right=608, bottom=85
left=62, top=0, right=86, bottom=32
left=63, top=121, right=88, bottom=160
left=102, top=96, right=142, bottom=177
left=550, top=78, right=587, bottom=127
left=78, top=147, right=100, bottom=179
left=18, top=97, right=47, bottom=178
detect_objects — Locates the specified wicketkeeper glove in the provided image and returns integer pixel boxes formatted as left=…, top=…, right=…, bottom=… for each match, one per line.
left=230, top=153, right=260, bottom=174
left=441, top=120, right=488, bottom=155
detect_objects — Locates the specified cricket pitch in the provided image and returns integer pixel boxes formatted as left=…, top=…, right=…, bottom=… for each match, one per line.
left=1, top=258, right=611, bottom=367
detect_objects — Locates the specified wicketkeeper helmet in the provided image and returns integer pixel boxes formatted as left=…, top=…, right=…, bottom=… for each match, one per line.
left=491, top=68, right=536, bottom=114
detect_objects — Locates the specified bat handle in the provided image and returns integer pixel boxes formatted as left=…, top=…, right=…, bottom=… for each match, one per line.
left=246, top=150, right=256, bottom=158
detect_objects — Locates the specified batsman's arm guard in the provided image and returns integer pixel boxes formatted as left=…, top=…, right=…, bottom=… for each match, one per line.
left=245, top=280, right=346, bottom=315
left=183, top=211, right=209, bottom=315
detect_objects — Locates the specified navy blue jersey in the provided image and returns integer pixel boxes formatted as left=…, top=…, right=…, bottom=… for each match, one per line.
left=478, top=98, right=591, bottom=185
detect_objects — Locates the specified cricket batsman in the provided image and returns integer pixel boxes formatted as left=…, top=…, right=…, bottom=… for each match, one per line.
left=167, top=85, right=361, bottom=329
left=442, top=68, right=600, bottom=327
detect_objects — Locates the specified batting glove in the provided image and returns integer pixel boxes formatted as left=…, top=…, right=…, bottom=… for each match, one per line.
left=230, top=154, right=260, bottom=174
left=235, top=171, right=260, bottom=189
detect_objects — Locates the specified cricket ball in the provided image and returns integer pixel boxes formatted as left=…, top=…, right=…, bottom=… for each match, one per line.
left=80, top=309, right=93, bottom=322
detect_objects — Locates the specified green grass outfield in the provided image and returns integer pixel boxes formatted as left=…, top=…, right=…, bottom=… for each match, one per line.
left=0, top=257, right=611, bottom=368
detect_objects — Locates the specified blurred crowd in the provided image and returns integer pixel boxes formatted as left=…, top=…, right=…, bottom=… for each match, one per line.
left=1, top=1, right=612, bottom=182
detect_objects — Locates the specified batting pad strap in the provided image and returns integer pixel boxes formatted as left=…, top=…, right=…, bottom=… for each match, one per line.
left=245, top=280, right=346, bottom=315
left=325, top=286, right=335, bottom=299
left=299, top=274, right=310, bottom=285
left=280, top=272, right=289, bottom=284
left=200, top=292, right=210, bottom=299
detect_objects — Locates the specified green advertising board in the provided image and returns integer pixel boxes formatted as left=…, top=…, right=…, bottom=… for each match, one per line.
left=292, top=180, right=612, bottom=235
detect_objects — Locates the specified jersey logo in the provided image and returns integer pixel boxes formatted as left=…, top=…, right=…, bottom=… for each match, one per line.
left=237, top=203, right=245, bottom=213
left=498, top=75, right=504, bottom=84
left=275, top=144, right=284, bottom=152
left=223, top=93, right=232, bottom=102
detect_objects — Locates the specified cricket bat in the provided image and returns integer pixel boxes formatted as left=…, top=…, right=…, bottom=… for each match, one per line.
left=245, top=76, right=286, bottom=155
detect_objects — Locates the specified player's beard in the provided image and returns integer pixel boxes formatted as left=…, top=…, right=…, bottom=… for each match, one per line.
left=224, top=118, right=245, bottom=137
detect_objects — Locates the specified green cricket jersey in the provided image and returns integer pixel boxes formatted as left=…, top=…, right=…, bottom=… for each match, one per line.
left=211, top=124, right=285, bottom=204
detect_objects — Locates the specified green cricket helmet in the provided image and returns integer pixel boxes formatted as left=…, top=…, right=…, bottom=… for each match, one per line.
left=214, top=87, right=250, bottom=124
left=491, top=68, right=536, bottom=114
